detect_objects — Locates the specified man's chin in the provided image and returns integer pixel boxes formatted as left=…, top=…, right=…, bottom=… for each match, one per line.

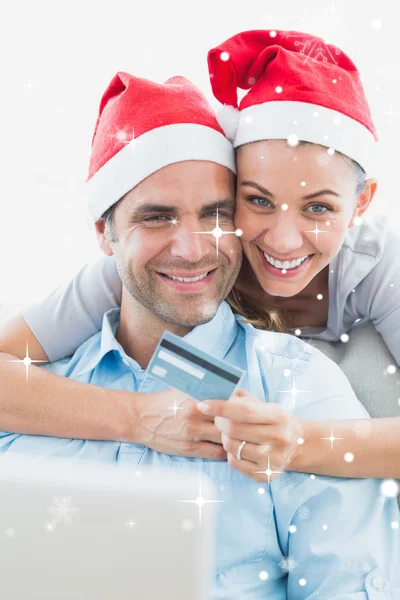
left=160, top=300, right=220, bottom=328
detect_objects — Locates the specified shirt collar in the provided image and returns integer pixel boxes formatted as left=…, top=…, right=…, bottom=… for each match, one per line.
left=75, top=301, right=238, bottom=377
left=75, top=308, right=127, bottom=376
left=183, top=300, right=238, bottom=359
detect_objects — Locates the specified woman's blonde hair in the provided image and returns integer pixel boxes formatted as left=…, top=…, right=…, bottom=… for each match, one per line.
left=226, top=285, right=286, bottom=332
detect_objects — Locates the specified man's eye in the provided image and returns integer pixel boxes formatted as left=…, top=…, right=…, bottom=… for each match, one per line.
left=306, top=204, right=332, bottom=214
left=143, top=215, right=171, bottom=222
left=246, top=196, right=273, bottom=208
left=206, top=211, right=233, bottom=219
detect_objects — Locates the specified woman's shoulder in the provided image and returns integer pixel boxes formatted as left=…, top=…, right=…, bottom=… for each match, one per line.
left=341, top=213, right=393, bottom=260
left=334, top=214, right=400, bottom=336
left=335, top=214, right=399, bottom=286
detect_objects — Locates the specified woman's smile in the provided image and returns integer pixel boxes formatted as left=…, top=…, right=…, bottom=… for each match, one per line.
left=257, top=246, right=314, bottom=279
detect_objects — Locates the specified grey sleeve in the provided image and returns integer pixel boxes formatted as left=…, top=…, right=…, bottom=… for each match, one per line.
left=360, top=227, right=400, bottom=366
left=21, top=255, right=122, bottom=362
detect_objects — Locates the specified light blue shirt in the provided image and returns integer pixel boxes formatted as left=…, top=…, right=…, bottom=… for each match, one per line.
left=1, top=302, right=399, bottom=598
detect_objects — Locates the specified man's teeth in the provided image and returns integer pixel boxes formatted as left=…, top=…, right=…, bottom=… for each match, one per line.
left=263, top=252, right=308, bottom=270
left=164, top=272, right=209, bottom=282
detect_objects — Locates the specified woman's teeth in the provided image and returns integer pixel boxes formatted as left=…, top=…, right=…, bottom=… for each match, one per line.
left=164, top=272, right=209, bottom=282
left=263, top=252, right=308, bottom=270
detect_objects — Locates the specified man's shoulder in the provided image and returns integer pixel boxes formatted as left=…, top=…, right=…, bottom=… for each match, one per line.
left=234, top=319, right=365, bottom=420
left=41, top=330, right=103, bottom=378
left=235, top=317, right=316, bottom=361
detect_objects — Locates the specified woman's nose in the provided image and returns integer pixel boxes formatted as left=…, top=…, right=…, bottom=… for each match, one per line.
left=262, top=215, right=303, bottom=255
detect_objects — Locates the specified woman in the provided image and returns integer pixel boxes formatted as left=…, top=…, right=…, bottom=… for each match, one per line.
left=1, top=29, right=399, bottom=482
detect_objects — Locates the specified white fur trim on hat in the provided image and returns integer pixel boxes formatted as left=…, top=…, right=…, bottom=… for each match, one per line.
left=216, top=105, right=240, bottom=142
left=86, top=123, right=236, bottom=222
left=235, top=101, right=377, bottom=175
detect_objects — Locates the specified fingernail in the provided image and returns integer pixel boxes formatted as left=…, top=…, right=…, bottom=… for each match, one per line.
left=197, top=402, right=210, bottom=413
left=214, top=417, right=229, bottom=432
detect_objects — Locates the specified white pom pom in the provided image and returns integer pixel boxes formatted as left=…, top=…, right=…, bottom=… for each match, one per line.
left=216, top=105, right=240, bottom=141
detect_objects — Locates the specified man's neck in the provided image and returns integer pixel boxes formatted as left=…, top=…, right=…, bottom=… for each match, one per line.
left=115, top=289, right=193, bottom=370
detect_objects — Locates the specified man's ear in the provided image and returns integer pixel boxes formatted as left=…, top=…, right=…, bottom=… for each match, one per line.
left=348, top=178, right=378, bottom=227
left=94, top=219, right=114, bottom=256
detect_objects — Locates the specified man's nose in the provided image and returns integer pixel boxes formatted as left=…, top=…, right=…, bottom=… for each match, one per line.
left=169, top=221, right=215, bottom=263
left=262, top=214, right=303, bottom=255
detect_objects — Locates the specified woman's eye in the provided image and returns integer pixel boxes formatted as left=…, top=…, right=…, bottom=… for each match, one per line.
left=306, top=204, right=332, bottom=214
left=246, top=196, right=273, bottom=208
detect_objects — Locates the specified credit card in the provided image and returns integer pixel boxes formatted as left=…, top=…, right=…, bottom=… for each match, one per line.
left=146, top=330, right=244, bottom=401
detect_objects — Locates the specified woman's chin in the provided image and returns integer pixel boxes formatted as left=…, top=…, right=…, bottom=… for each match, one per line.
left=255, top=269, right=314, bottom=298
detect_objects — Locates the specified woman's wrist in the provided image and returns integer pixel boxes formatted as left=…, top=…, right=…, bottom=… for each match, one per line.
left=288, top=417, right=324, bottom=473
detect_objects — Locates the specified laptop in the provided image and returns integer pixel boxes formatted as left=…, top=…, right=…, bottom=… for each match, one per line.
left=0, top=454, right=215, bottom=599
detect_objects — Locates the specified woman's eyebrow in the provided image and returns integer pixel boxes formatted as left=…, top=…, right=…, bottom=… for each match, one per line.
left=240, top=181, right=273, bottom=196
left=240, top=181, right=341, bottom=200
left=302, top=190, right=341, bottom=200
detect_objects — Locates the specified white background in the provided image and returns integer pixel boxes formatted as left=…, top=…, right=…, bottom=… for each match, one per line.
left=1, top=0, right=399, bottom=305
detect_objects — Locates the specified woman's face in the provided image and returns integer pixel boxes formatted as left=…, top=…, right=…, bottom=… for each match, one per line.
left=235, top=140, right=375, bottom=298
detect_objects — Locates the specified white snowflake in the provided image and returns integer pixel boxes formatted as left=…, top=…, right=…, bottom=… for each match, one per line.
left=341, top=557, right=371, bottom=577
left=259, top=442, right=273, bottom=455
left=48, top=496, right=79, bottom=526
left=297, top=505, right=311, bottom=520
left=115, top=129, right=130, bottom=143
left=353, top=420, right=373, bottom=439
left=125, top=518, right=137, bottom=530
left=277, top=471, right=294, bottom=488
left=181, top=519, right=195, bottom=532
left=280, top=32, right=340, bottom=65
left=279, top=556, right=297, bottom=573
left=5, top=528, right=15, bottom=538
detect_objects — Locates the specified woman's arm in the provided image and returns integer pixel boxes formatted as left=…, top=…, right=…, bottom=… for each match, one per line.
left=0, top=254, right=127, bottom=438
left=0, top=312, right=135, bottom=440
left=291, top=416, right=400, bottom=478
left=21, top=255, right=123, bottom=362
left=0, top=314, right=225, bottom=458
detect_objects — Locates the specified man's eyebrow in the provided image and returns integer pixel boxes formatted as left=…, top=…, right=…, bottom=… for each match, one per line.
left=130, top=203, right=177, bottom=216
left=201, top=199, right=235, bottom=212
left=240, top=180, right=341, bottom=200
left=129, top=198, right=235, bottom=217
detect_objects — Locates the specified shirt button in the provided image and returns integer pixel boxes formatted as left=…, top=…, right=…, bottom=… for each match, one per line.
left=372, top=576, right=385, bottom=589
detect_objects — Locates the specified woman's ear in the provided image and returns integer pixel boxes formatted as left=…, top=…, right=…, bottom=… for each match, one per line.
left=94, top=219, right=114, bottom=256
left=348, top=178, right=378, bottom=227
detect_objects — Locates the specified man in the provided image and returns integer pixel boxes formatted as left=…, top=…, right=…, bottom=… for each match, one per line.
left=1, top=72, right=399, bottom=597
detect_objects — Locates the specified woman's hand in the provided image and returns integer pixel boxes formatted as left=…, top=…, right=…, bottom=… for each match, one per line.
left=197, top=389, right=304, bottom=482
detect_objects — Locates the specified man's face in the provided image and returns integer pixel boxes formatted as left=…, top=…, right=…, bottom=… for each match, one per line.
left=100, top=161, right=242, bottom=328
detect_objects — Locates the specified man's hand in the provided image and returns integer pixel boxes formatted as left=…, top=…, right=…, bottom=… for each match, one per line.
left=197, top=389, right=303, bottom=482
left=125, top=388, right=227, bottom=460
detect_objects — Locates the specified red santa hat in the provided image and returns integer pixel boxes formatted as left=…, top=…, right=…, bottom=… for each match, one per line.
left=208, top=30, right=377, bottom=175
left=86, top=72, right=236, bottom=222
